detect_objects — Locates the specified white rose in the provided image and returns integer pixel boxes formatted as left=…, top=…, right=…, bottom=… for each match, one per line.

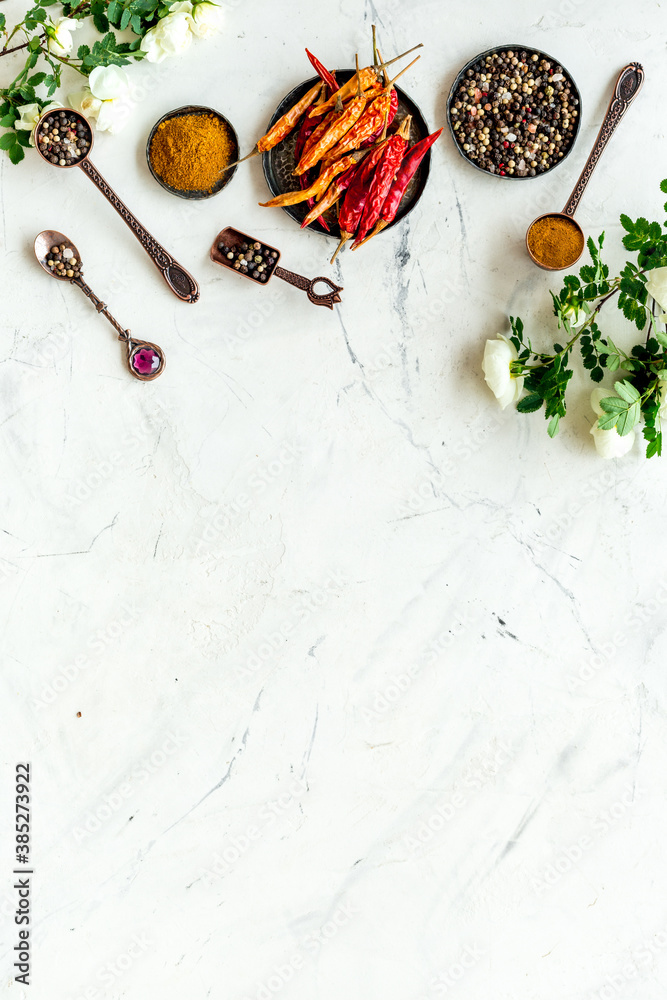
left=482, top=334, right=524, bottom=409
left=88, top=65, right=131, bottom=133
left=68, top=88, right=103, bottom=120
left=89, top=65, right=129, bottom=101
left=140, top=9, right=193, bottom=63
left=48, top=16, right=79, bottom=54
left=562, top=301, right=587, bottom=328
left=646, top=266, right=667, bottom=322
left=191, top=1, right=224, bottom=38
left=589, top=387, right=635, bottom=459
left=15, top=101, right=62, bottom=145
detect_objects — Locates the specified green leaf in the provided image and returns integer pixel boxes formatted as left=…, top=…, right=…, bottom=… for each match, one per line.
left=590, top=366, right=604, bottom=383
left=0, top=112, right=17, bottom=128
left=600, top=397, right=626, bottom=414
left=606, top=355, right=621, bottom=372
left=620, top=213, right=635, bottom=233
left=613, top=379, right=640, bottom=404
left=598, top=412, right=619, bottom=430
left=0, top=12, right=5, bottom=30
left=8, top=142, right=25, bottom=164
left=517, top=394, right=544, bottom=414
left=547, top=414, right=560, bottom=438
left=77, top=43, right=91, bottom=60
left=28, top=72, right=46, bottom=86
left=0, top=132, right=17, bottom=150
left=107, top=0, right=122, bottom=22
left=661, top=180, right=667, bottom=194
left=130, top=13, right=142, bottom=33
left=91, top=0, right=110, bottom=32
left=616, top=401, right=640, bottom=436
left=120, top=8, right=132, bottom=29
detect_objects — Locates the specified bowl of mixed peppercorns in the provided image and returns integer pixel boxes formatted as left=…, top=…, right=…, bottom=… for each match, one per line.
left=447, top=45, right=582, bottom=178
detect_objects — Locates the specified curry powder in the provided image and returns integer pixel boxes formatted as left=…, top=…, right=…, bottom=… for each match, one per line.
left=149, top=112, right=235, bottom=193
left=527, top=214, right=584, bottom=269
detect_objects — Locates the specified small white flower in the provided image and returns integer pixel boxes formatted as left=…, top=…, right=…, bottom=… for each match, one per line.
left=562, top=301, right=587, bottom=328
left=191, top=1, right=224, bottom=38
left=68, top=88, right=102, bottom=120
left=140, top=9, right=193, bottom=63
left=48, top=16, right=79, bottom=54
left=646, top=266, right=667, bottom=322
left=15, top=101, right=62, bottom=145
left=88, top=65, right=129, bottom=102
left=589, top=387, right=635, bottom=459
left=70, top=67, right=131, bottom=134
left=482, top=334, right=524, bottom=410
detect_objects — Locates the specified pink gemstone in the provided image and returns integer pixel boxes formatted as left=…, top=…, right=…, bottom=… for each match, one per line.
left=132, top=348, right=160, bottom=375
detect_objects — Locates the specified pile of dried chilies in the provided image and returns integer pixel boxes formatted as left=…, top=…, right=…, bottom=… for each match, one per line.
left=238, top=33, right=441, bottom=262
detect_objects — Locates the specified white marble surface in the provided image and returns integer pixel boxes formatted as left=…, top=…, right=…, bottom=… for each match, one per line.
left=2, top=1, right=667, bottom=998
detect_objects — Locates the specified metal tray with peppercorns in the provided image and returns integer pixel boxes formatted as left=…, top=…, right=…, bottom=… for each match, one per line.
left=447, top=45, right=582, bottom=179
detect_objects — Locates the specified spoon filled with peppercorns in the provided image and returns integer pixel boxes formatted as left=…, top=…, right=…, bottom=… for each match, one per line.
left=34, top=230, right=165, bottom=382
left=34, top=108, right=199, bottom=304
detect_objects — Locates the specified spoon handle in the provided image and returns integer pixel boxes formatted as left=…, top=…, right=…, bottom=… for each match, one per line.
left=73, top=277, right=131, bottom=341
left=562, top=63, right=644, bottom=218
left=78, top=158, right=200, bottom=303
left=272, top=266, right=343, bottom=309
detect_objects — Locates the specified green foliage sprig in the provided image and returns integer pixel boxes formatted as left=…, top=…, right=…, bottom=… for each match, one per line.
left=508, top=180, right=667, bottom=458
left=0, top=0, right=184, bottom=162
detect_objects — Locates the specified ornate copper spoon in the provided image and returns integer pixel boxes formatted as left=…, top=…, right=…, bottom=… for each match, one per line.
left=34, top=108, right=199, bottom=303
left=526, top=63, right=644, bottom=271
left=34, top=230, right=165, bottom=381
left=211, top=226, right=343, bottom=308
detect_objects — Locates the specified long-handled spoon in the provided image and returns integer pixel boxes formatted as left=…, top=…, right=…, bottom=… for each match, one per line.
left=34, top=230, right=165, bottom=381
left=526, top=63, right=644, bottom=271
left=34, top=108, right=199, bottom=303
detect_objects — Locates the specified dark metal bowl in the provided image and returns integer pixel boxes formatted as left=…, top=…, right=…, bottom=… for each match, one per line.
left=146, top=105, right=239, bottom=200
left=446, top=44, right=582, bottom=179
left=261, top=70, right=432, bottom=239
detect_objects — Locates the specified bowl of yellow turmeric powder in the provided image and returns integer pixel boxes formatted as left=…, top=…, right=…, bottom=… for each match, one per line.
left=146, top=105, right=239, bottom=199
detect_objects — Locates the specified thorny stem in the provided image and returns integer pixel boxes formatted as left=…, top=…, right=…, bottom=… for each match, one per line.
left=0, top=39, right=30, bottom=58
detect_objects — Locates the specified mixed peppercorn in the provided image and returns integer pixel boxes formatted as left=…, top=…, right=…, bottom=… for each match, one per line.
left=449, top=48, right=579, bottom=177
left=242, top=36, right=440, bottom=260
left=45, top=241, right=83, bottom=279
left=36, top=110, right=91, bottom=166
left=217, top=235, right=278, bottom=283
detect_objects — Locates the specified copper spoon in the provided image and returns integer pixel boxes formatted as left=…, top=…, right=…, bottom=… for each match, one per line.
left=34, top=230, right=165, bottom=381
left=526, top=62, right=644, bottom=271
left=34, top=108, right=199, bottom=303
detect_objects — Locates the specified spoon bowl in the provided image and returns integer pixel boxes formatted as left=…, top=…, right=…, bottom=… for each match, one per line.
left=34, top=229, right=82, bottom=279
left=526, top=212, right=585, bottom=271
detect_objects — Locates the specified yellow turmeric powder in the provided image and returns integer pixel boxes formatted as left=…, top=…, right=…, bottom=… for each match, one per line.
left=149, top=112, right=235, bottom=193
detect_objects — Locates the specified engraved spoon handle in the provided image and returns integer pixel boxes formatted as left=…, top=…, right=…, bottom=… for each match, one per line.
left=73, top=277, right=131, bottom=341
left=273, top=266, right=343, bottom=309
left=563, top=63, right=644, bottom=218
left=78, top=157, right=200, bottom=303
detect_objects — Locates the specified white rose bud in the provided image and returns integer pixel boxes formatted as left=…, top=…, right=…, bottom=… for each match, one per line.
left=191, top=1, right=224, bottom=39
left=482, top=334, right=524, bottom=409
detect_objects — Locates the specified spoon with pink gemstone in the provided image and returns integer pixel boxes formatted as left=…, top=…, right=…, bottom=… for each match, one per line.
left=34, top=230, right=165, bottom=381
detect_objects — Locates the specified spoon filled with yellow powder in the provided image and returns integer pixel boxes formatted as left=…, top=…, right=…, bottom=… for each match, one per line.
left=147, top=105, right=239, bottom=199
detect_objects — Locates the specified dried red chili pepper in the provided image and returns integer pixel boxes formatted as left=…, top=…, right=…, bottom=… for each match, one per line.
left=251, top=80, right=323, bottom=155
left=362, top=86, right=398, bottom=145
left=352, top=115, right=412, bottom=248
left=310, top=43, right=422, bottom=118
left=357, top=127, right=443, bottom=246
left=305, top=48, right=338, bottom=95
left=300, top=160, right=363, bottom=229
left=295, top=92, right=367, bottom=174
left=259, top=149, right=367, bottom=208
left=323, top=85, right=397, bottom=165
left=330, top=140, right=389, bottom=262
